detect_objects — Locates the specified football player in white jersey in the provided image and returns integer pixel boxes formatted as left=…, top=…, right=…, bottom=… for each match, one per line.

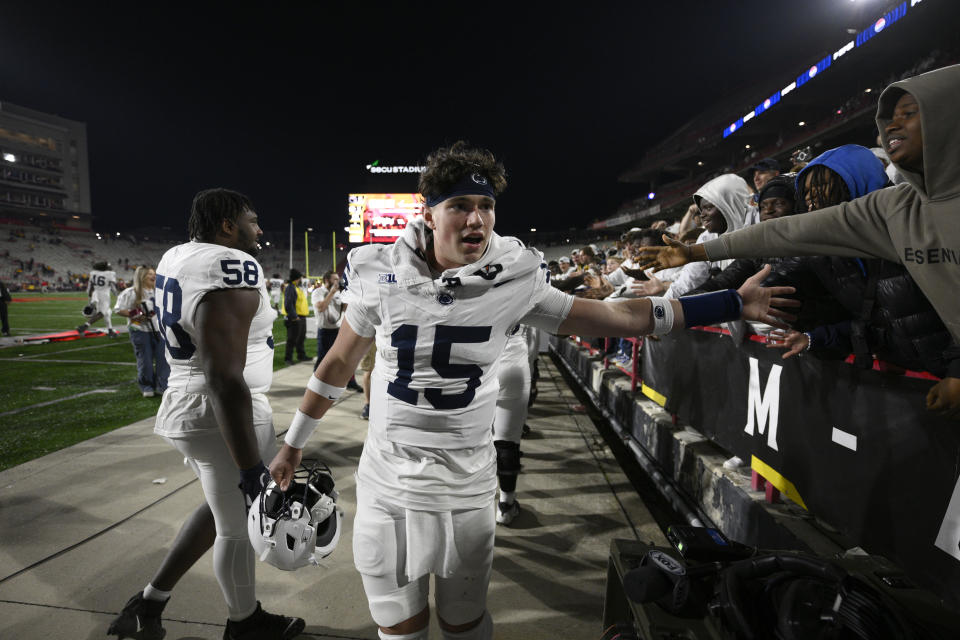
left=108, top=189, right=304, bottom=640
left=268, top=274, right=284, bottom=310
left=269, top=142, right=798, bottom=640
left=77, top=260, right=118, bottom=336
left=491, top=324, right=533, bottom=526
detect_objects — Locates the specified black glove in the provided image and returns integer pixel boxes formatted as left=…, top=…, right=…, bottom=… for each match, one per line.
left=239, top=461, right=269, bottom=513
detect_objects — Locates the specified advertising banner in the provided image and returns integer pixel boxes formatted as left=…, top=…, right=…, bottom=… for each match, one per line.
left=640, top=329, right=960, bottom=601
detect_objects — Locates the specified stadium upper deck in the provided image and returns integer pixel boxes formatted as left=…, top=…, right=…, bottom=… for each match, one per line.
left=606, top=0, right=960, bottom=230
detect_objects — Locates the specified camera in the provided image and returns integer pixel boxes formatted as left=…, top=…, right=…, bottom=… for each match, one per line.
left=606, top=527, right=960, bottom=639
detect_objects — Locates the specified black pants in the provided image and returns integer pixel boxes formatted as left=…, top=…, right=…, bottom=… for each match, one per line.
left=315, top=327, right=339, bottom=370
left=284, top=317, right=308, bottom=361
left=0, top=301, right=8, bottom=335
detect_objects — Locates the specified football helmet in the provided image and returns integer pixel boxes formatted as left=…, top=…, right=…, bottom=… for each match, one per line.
left=247, top=460, right=342, bottom=571
left=81, top=299, right=99, bottom=318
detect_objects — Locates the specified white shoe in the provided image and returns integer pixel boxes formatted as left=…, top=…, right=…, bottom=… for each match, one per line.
left=142, top=390, right=155, bottom=398
left=496, top=500, right=520, bottom=526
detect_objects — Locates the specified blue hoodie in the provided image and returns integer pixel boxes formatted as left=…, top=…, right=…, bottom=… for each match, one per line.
left=795, top=144, right=889, bottom=203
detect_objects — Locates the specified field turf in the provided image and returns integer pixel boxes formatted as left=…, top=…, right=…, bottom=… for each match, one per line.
left=0, top=291, right=314, bottom=471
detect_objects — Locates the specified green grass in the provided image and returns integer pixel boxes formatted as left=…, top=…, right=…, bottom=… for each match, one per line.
left=0, top=292, right=315, bottom=471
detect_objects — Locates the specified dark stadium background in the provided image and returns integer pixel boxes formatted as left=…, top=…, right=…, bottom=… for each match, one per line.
left=0, top=0, right=923, bottom=237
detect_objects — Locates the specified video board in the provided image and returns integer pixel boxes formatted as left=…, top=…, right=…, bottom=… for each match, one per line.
left=348, top=193, right=423, bottom=244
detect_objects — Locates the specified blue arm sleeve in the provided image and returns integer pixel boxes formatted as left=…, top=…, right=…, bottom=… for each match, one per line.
left=808, top=321, right=852, bottom=352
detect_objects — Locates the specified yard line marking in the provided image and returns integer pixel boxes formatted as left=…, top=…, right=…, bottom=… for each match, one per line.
left=17, top=342, right=123, bottom=359
left=0, top=389, right=119, bottom=418
left=0, top=358, right=136, bottom=366
left=10, top=313, right=99, bottom=318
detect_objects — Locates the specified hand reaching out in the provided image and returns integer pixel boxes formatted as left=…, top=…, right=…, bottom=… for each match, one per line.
left=637, top=236, right=698, bottom=272
left=579, top=273, right=614, bottom=299
left=629, top=274, right=666, bottom=297
left=736, top=265, right=800, bottom=330
left=927, top=377, right=960, bottom=419
left=583, top=273, right=604, bottom=288
left=766, top=329, right=809, bottom=359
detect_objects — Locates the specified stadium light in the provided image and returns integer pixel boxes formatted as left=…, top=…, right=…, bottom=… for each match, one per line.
left=798, top=121, right=806, bottom=126
left=864, top=88, right=872, bottom=93
left=721, top=0, right=918, bottom=138
left=2, top=153, right=15, bottom=162
left=265, top=241, right=271, bottom=246
left=115, top=232, right=120, bottom=236
left=647, top=192, right=656, bottom=200
left=697, top=161, right=704, bottom=166
left=745, top=144, right=751, bottom=149
left=530, top=228, right=537, bottom=232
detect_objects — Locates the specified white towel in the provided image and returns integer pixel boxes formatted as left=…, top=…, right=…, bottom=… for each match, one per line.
left=403, top=508, right=460, bottom=580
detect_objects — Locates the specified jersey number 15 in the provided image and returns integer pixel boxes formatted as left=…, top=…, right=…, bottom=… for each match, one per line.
left=388, top=324, right=491, bottom=410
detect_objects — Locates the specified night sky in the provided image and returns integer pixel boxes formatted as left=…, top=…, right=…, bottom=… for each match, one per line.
left=0, top=1, right=893, bottom=236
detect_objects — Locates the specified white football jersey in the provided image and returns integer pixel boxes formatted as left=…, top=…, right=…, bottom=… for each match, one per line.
left=268, top=277, right=284, bottom=293
left=155, top=241, right=277, bottom=396
left=89, top=269, right=117, bottom=294
left=342, top=219, right=572, bottom=451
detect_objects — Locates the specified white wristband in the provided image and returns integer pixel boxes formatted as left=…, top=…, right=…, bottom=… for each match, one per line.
left=647, top=297, right=675, bottom=336
left=284, top=409, right=321, bottom=449
left=307, top=375, right=346, bottom=400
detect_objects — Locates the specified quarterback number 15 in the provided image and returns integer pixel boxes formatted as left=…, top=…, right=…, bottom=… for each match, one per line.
left=388, top=324, right=491, bottom=410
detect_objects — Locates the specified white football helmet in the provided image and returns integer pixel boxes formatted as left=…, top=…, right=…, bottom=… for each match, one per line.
left=81, top=300, right=99, bottom=319
left=247, top=461, right=342, bottom=571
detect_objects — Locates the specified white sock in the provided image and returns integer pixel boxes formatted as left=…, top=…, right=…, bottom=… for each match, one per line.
left=143, top=583, right=171, bottom=602
left=499, top=490, right=516, bottom=505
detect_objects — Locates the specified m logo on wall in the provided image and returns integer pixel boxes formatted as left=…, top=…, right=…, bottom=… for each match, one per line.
left=744, top=357, right=782, bottom=451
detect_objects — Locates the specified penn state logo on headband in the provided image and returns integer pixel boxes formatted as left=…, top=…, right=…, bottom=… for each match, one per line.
left=425, top=172, right=496, bottom=207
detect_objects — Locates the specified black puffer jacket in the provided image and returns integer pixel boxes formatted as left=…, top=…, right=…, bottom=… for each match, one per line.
left=826, top=258, right=956, bottom=376
left=693, top=254, right=956, bottom=375
left=689, top=255, right=852, bottom=332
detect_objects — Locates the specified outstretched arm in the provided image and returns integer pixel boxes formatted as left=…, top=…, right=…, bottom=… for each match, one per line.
left=639, top=195, right=898, bottom=272
left=557, top=264, right=798, bottom=337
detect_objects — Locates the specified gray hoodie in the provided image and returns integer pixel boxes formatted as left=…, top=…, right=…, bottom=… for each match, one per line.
left=702, top=64, right=960, bottom=347
left=666, top=173, right=753, bottom=298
